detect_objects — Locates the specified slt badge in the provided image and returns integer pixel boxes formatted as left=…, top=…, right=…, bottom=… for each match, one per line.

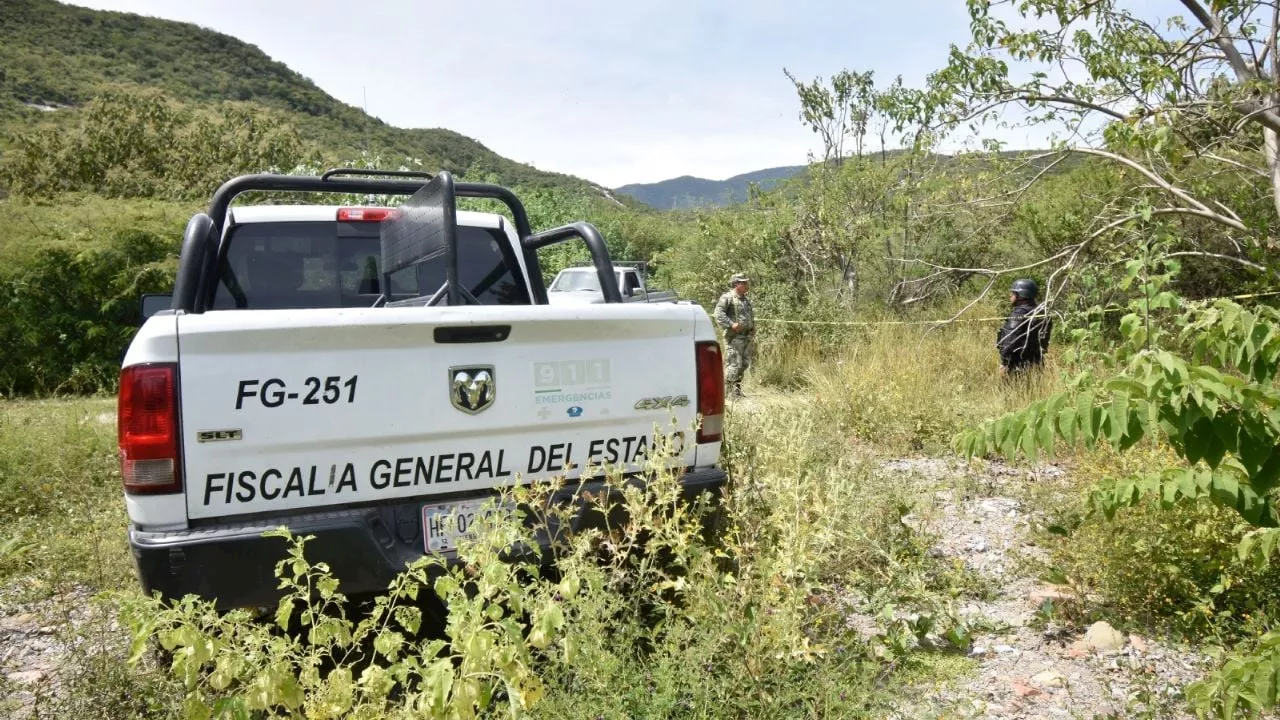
left=450, top=366, right=496, bottom=414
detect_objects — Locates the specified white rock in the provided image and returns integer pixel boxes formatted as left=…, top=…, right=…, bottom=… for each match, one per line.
left=1083, top=621, right=1126, bottom=652
left=1031, top=669, right=1067, bottom=688
left=7, top=669, right=46, bottom=685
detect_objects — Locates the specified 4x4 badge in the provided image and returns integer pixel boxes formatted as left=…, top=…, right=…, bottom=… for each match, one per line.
left=450, top=366, right=496, bottom=414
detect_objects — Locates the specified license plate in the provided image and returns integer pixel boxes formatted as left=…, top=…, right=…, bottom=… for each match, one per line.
left=421, top=498, right=508, bottom=553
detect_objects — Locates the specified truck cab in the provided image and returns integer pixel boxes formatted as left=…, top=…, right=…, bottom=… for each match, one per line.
left=547, top=262, right=677, bottom=305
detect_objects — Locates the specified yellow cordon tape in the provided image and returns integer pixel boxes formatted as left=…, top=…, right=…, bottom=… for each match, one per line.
left=750, top=289, right=1280, bottom=327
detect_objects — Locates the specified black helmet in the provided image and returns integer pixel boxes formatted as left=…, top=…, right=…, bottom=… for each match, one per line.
left=1010, top=278, right=1038, bottom=301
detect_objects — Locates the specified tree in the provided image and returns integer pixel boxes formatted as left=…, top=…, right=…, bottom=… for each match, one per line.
left=784, top=68, right=879, bottom=165
left=879, top=0, right=1280, bottom=307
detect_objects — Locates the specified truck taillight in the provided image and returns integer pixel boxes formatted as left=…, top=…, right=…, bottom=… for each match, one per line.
left=695, top=341, right=724, bottom=443
left=118, top=363, right=182, bottom=495
left=337, top=207, right=400, bottom=222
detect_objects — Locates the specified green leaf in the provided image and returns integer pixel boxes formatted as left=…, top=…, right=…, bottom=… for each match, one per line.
left=1177, top=470, right=1198, bottom=501
left=274, top=597, right=293, bottom=631
left=1107, top=393, right=1129, bottom=446
left=317, top=575, right=340, bottom=599
left=1254, top=452, right=1280, bottom=494
left=999, top=416, right=1023, bottom=458
left=1117, top=409, right=1146, bottom=452
left=1078, top=391, right=1096, bottom=439
left=1037, top=411, right=1055, bottom=455
left=1205, top=426, right=1228, bottom=469
left=183, top=695, right=212, bottom=720
left=1021, top=421, right=1040, bottom=461
left=394, top=606, right=422, bottom=635
left=374, top=630, right=404, bottom=662
left=1058, top=407, right=1078, bottom=446
left=1255, top=657, right=1277, bottom=707
left=1120, top=313, right=1141, bottom=340
left=1185, top=418, right=1212, bottom=465
left=1212, top=412, right=1241, bottom=455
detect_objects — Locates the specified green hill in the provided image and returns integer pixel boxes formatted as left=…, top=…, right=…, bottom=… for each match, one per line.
left=615, top=165, right=808, bottom=210
left=0, top=0, right=620, bottom=198
left=615, top=148, right=1081, bottom=211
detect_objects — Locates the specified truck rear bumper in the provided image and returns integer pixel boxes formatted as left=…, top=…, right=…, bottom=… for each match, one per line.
left=128, top=467, right=728, bottom=611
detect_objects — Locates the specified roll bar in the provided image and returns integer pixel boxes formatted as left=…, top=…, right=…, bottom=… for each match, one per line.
left=172, top=168, right=622, bottom=312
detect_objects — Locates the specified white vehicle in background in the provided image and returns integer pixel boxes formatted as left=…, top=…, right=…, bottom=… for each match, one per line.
left=547, top=261, right=679, bottom=305
left=120, top=168, right=728, bottom=611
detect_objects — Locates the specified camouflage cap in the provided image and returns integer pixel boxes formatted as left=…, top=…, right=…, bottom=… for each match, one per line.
left=730, top=273, right=750, bottom=286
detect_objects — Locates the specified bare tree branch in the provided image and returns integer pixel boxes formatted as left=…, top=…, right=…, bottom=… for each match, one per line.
left=1019, top=95, right=1128, bottom=120
left=1204, top=152, right=1271, bottom=178
left=1179, top=0, right=1280, bottom=132
left=1069, top=147, right=1252, bottom=233
left=1165, top=251, right=1268, bottom=271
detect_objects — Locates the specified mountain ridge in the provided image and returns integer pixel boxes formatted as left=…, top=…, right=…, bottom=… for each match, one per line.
left=615, top=165, right=808, bottom=210
left=0, top=0, right=626, bottom=201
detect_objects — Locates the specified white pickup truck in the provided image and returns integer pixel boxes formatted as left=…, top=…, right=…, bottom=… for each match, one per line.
left=120, top=168, right=728, bottom=611
left=546, top=262, right=679, bottom=305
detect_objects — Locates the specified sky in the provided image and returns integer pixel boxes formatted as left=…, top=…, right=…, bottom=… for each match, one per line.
left=67, top=0, right=1082, bottom=188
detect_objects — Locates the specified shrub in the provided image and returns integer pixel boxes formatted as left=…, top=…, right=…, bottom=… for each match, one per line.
left=0, top=227, right=176, bottom=395
left=1033, top=446, right=1280, bottom=640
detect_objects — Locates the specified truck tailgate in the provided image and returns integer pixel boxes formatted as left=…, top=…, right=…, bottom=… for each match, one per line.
left=176, top=304, right=703, bottom=520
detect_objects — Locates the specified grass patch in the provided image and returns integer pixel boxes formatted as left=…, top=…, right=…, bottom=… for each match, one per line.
left=749, top=322, right=1062, bottom=453
left=0, top=397, right=133, bottom=605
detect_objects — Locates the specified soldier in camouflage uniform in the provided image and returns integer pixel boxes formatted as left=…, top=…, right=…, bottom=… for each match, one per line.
left=714, top=273, right=755, bottom=398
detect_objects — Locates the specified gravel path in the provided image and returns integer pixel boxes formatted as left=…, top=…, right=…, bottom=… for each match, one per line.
left=881, top=457, right=1213, bottom=719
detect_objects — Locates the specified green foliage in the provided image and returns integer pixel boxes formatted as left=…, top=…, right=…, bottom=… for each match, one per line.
left=959, top=256, right=1280, bottom=716
left=0, top=224, right=177, bottom=395
left=1, top=87, right=313, bottom=200
left=1187, top=630, right=1280, bottom=720
left=1031, top=444, right=1280, bottom=639
left=958, top=290, right=1280, bottom=530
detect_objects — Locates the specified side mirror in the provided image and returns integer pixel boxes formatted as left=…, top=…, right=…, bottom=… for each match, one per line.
left=140, top=293, right=173, bottom=322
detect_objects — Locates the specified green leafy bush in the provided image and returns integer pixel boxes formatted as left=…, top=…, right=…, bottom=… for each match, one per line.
left=99, top=404, right=988, bottom=719
left=1035, top=449, right=1280, bottom=638
left=1, top=88, right=313, bottom=201
left=0, top=226, right=176, bottom=394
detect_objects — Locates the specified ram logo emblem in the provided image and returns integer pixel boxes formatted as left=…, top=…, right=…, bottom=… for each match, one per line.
left=449, top=366, right=496, bottom=414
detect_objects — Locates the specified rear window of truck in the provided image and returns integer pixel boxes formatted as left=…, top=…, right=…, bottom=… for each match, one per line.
left=211, top=221, right=530, bottom=309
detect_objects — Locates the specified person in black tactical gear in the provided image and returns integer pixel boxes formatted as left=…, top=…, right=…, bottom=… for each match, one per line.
left=997, top=278, right=1052, bottom=376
